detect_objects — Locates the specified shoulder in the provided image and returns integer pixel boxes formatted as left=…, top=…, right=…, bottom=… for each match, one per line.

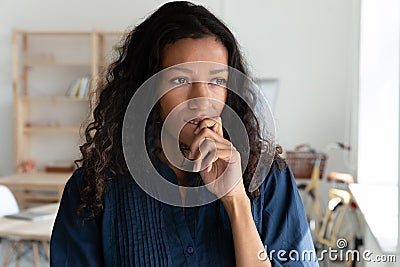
left=256, top=160, right=305, bottom=219
left=66, top=167, right=85, bottom=186
left=258, top=160, right=296, bottom=198
left=51, top=168, right=104, bottom=266
left=256, top=161, right=316, bottom=261
left=57, top=167, right=88, bottom=215
left=63, top=167, right=86, bottom=196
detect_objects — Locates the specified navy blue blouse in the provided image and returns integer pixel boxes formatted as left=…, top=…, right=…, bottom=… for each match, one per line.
left=50, top=161, right=317, bottom=266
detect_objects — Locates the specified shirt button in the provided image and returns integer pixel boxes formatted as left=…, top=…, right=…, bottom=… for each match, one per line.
left=186, top=246, right=194, bottom=254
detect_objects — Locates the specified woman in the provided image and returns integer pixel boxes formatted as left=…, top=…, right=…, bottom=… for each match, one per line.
left=50, top=1, right=317, bottom=266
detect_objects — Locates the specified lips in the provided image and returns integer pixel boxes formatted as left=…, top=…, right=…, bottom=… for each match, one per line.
left=185, top=116, right=207, bottom=125
left=188, top=120, right=200, bottom=125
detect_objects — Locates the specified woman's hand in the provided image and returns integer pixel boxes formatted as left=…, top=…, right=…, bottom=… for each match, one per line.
left=187, top=117, right=247, bottom=199
left=187, top=117, right=271, bottom=267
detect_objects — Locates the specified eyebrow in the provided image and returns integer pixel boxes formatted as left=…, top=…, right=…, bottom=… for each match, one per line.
left=169, top=66, right=193, bottom=73
left=209, top=68, right=228, bottom=75
left=168, top=66, right=229, bottom=75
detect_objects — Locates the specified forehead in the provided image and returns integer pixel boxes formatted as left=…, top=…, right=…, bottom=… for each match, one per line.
left=161, top=36, right=228, bottom=68
left=162, top=62, right=228, bottom=77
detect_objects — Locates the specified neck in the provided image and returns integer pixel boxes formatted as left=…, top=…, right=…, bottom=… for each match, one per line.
left=159, top=150, right=189, bottom=208
left=159, top=149, right=188, bottom=186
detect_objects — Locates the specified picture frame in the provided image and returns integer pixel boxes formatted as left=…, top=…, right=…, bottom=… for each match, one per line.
left=254, top=78, right=279, bottom=113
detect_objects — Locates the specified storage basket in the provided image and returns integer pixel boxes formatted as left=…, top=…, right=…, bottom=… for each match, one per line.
left=285, top=150, right=327, bottom=179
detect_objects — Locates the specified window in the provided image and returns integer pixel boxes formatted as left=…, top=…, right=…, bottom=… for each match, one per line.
left=358, top=0, right=399, bottom=185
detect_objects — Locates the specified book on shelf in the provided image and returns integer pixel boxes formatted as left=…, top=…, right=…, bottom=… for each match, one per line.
left=78, top=77, right=90, bottom=97
left=65, top=79, right=80, bottom=97
left=44, top=160, right=75, bottom=173
left=65, top=77, right=91, bottom=98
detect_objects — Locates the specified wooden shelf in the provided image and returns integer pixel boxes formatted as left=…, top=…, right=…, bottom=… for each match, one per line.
left=16, top=30, right=92, bottom=36
left=10, top=29, right=125, bottom=207
left=99, top=30, right=126, bottom=36
left=16, top=30, right=125, bottom=36
left=23, top=126, right=80, bottom=134
left=23, top=62, right=91, bottom=67
left=19, top=96, right=89, bottom=102
left=0, top=171, right=72, bottom=184
left=12, top=30, right=125, bottom=170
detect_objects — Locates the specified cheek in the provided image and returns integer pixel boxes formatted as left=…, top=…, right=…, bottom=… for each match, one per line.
left=222, top=89, right=228, bottom=103
left=212, top=89, right=228, bottom=111
left=159, top=96, right=173, bottom=121
left=159, top=99, right=173, bottom=121
left=159, top=91, right=186, bottom=120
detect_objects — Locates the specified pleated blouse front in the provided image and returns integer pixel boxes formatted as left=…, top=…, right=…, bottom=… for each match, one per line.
left=50, top=161, right=317, bottom=267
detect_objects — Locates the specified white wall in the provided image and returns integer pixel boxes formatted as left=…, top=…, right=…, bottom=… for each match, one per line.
left=222, top=0, right=361, bottom=177
left=0, top=0, right=360, bottom=176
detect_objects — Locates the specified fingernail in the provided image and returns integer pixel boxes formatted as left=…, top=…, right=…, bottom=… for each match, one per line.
left=194, top=127, right=200, bottom=135
left=207, top=165, right=212, bottom=172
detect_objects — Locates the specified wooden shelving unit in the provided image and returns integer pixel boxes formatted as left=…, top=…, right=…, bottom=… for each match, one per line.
left=23, top=62, right=93, bottom=67
left=8, top=29, right=125, bottom=206
left=20, top=96, right=89, bottom=102
left=23, top=126, right=81, bottom=134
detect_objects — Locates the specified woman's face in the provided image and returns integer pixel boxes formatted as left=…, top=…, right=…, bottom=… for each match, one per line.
left=159, top=36, right=228, bottom=146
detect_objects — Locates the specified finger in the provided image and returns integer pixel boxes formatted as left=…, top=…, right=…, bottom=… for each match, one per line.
left=206, top=164, right=212, bottom=173
left=188, top=133, right=232, bottom=160
left=189, top=128, right=231, bottom=157
left=195, top=117, right=222, bottom=136
left=203, top=149, right=236, bottom=173
left=193, top=139, right=232, bottom=172
left=214, top=148, right=236, bottom=162
left=198, top=138, right=217, bottom=171
left=191, top=138, right=215, bottom=172
left=194, top=117, right=223, bottom=136
left=191, top=137, right=218, bottom=165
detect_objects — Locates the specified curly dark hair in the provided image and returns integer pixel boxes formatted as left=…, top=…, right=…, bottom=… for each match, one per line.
left=76, top=1, right=285, bottom=218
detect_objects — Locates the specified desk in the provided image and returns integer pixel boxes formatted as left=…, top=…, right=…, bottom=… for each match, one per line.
left=349, top=184, right=398, bottom=253
left=0, top=203, right=59, bottom=266
left=0, top=172, right=70, bottom=208
left=0, top=203, right=58, bottom=240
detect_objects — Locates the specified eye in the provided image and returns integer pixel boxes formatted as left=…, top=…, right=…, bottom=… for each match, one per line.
left=209, top=78, right=228, bottom=86
left=170, top=77, right=190, bottom=85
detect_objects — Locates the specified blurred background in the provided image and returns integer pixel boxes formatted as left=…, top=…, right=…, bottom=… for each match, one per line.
left=0, top=0, right=398, bottom=266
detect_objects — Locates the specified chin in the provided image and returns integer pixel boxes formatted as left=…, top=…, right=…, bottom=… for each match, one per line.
left=178, top=125, right=196, bottom=145
left=179, top=136, right=195, bottom=147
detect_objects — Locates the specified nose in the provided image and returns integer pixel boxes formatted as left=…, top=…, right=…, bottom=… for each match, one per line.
left=188, top=82, right=211, bottom=110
